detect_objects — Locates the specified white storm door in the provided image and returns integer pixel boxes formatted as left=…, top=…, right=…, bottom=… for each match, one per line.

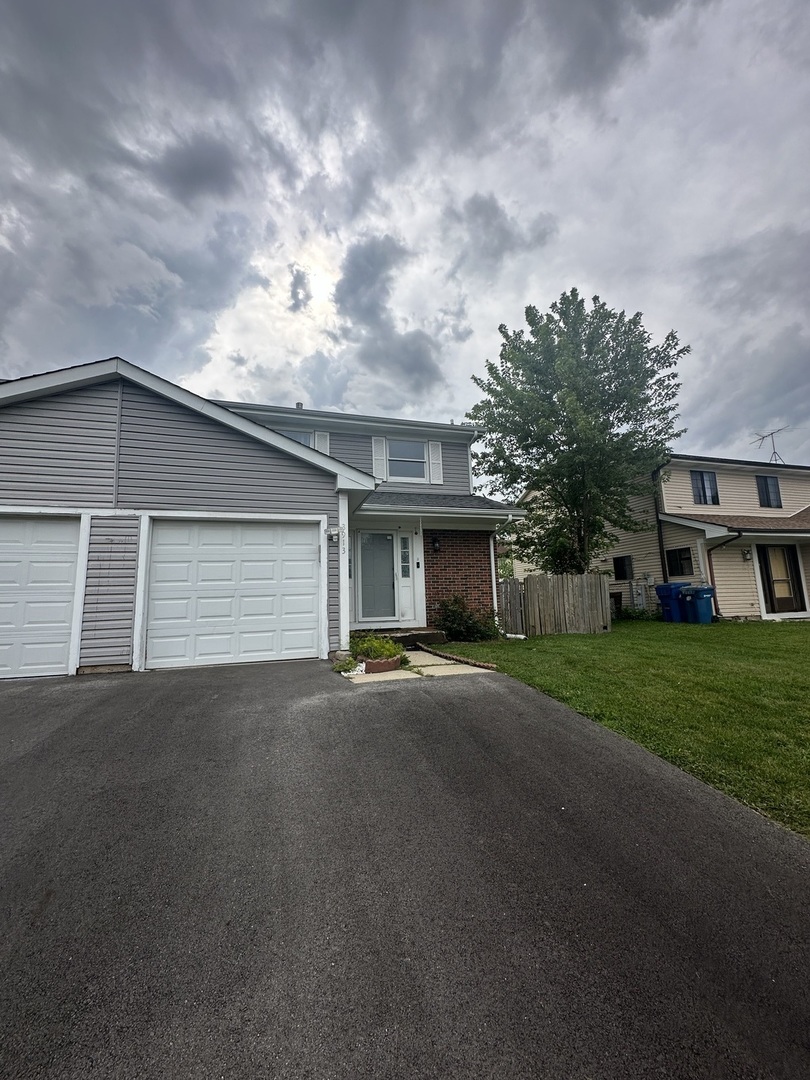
left=359, top=532, right=396, bottom=620
left=146, top=520, right=321, bottom=669
left=0, top=516, right=80, bottom=678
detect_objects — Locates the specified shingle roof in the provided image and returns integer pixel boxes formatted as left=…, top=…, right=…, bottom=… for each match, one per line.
left=362, top=492, right=518, bottom=511
left=668, top=507, right=810, bottom=532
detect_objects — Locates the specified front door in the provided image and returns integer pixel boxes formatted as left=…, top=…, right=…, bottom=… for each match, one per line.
left=359, top=532, right=396, bottom=619
left=757, top=545, right=806, bottom=614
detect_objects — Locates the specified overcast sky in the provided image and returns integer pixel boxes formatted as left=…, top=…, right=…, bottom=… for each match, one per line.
left=2, top=0, right=808, bottom=462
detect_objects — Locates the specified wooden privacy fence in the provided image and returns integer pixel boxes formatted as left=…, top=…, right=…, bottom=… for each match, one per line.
left=499, top=574, right=611, bottom=636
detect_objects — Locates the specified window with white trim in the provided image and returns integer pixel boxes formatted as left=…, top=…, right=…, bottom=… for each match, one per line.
left=387, top=439, right=426, bottom=479
left=666, top=547, right=694, bottom=576
left=690, top=470, right=719, bottom=505
left=756, top=475, right=782, bottom=508
left=613, top=555, right=633, bottom=580
left=278, top=429, right=312, bottom=447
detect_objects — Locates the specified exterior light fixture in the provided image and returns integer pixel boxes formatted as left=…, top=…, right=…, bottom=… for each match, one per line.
left=741, top=548, right=753, bottom=561
left=432, top=537, right=441, bottom=552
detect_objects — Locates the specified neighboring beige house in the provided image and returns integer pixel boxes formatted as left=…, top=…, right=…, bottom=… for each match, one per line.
left=515, top=453, right=810, bottom=620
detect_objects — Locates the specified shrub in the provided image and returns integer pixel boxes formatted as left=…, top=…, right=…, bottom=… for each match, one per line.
left=349, top=633, right=407, bottom=661
left=615, top=606, right=662, bottom=622
left=436, top=594, right=499, bottom=642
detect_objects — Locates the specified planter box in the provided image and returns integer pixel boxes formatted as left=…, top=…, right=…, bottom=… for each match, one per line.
left=362, top=656, right=402, bottom=674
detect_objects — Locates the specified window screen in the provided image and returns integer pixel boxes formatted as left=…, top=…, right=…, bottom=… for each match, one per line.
left=690, top=470, right=719, bottom=505
left=613, top=555, right=633, bottom=580
left=756, top=475, right=782, bottom=508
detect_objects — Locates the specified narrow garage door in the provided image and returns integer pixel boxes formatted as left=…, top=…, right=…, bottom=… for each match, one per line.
left=0, top=516, right=81, bottom=678
left=146, top=520, right=321, bottom=669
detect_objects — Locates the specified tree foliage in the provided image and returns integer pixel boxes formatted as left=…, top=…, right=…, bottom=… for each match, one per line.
left=467, top=288, right=687, bottom=574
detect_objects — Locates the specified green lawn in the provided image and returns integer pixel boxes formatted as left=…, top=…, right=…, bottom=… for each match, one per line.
left=446, top=620, right=810, bottom=838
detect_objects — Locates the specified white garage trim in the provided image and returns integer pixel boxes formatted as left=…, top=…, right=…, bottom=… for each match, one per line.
left=338, top=493, right=350, bottom=650
left=0, top=507, right=85, bottom=673
left=67, top=514, right=92, bottom=675
left=132, top=512, right=330, bottom=671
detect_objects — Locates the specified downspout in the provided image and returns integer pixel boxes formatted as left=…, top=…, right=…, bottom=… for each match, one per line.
left=704, top=530, right=743, bottom=618
left=489, top=533, right=499, bottom=619
left=652, top=465, right=668, bottom=583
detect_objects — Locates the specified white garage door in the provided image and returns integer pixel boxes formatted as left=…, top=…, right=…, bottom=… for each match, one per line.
left=0, top=516, right=81, bottom=679
left=146, top=520, right=322, bottom=669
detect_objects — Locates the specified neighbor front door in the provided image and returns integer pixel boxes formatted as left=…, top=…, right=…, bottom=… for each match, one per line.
left=757, top=545, right=806, bottom=614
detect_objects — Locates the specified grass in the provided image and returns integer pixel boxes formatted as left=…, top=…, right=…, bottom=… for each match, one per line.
left=446, top=620, right=810, bottom=838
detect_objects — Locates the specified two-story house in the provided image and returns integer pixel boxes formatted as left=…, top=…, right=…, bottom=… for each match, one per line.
left=592, top=453, right=810, bottom=619
left=0, top=357, right=520, bottom=679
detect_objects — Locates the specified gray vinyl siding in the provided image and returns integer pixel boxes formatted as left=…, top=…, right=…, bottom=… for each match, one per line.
left=329, top=431, right=374, bottom=473
left=117, top=383, right=341, bottom=648
left=0, top=383, right=119, bottom=506
left=80, top=516, right=140, bottom=666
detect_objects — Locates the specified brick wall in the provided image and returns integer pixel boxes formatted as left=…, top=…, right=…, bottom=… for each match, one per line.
left=423, top=529, right=494, bottom=624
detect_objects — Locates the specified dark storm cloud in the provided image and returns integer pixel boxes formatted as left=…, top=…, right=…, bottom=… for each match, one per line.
left=288, top=264, right=313, bottom=312
left=696, top=227, right=810, bottom=315
left=293, top=233, right=446, bottom=410
left=150, top=135, right=242, bottom=203
left=683, top=324, right=810, bottom=460
left=333, top=235, right=411, bottom=329
left=443, top=193, right=557, bottom=278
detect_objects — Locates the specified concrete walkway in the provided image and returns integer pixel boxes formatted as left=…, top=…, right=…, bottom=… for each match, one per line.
left=343, top=647, right=488, bottom=683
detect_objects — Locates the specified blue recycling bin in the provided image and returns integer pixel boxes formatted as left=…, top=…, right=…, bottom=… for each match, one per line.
left=681, top=585, right=715, bottom=624
left=655, top=582, right=688, bottom=622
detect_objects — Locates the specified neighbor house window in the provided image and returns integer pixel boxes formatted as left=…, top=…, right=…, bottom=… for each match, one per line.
left=690, top=470, right=719, bottom=505
left=666, top=547, right=694, bottom=576
left=613, top=555, right=633, bottom=580
left=387, top=439, right=426, bottom=479
left=756, top=475, right=782, bottom=508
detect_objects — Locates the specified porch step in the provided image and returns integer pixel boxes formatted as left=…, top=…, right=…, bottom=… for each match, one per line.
left=356, top=627, right=447, bottom=648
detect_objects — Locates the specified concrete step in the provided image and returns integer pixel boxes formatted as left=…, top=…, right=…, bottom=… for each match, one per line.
left=356, top=628, right=447, bottom=648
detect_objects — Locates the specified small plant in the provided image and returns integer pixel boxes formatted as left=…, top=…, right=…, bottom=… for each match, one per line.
left=332, top=656, right=361, bottom=673
left=435, top=594, right=499, bottom=642
left=349, top=633, right=407, bottom=661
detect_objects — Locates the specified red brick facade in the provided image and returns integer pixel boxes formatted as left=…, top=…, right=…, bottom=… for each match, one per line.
left=423, top=529, right=494, bottom=624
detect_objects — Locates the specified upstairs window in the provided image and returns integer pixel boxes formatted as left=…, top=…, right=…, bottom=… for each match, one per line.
left=387, top=439, right=426, bottom=479
left=756, top=475, right=782, bottom=508
left=666, top=547, right=694, bottom=576
left=690, top=470, right=719, bottom=505
left=278, top=429, right=312, bottom=447
left=613, top=555, right=633, bottom=580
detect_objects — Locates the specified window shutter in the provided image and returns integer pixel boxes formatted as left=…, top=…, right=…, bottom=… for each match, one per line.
left=314, top=431, right=330, bottom=455
left=428, top=441, right=443, bottom=485
left=372, top=437, right=387, bottom=480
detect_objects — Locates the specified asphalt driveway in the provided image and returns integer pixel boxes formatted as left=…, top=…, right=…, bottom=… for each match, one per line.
left=1, top=662, right=808, bottom=1079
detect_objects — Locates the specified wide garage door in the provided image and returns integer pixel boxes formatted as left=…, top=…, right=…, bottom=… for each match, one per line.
left=146, top=520, right=322, bottom=669
left=0, top=516, right=81, bottom=679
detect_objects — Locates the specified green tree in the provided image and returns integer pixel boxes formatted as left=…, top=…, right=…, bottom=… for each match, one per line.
left=468, top=288, right=687, bottom=574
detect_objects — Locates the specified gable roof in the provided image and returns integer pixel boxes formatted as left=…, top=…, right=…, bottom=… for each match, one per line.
left=0, top=358, right=376, bottom=492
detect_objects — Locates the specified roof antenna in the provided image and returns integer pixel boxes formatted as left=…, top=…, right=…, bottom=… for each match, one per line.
left=751, top=426, right=789, bottom=464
